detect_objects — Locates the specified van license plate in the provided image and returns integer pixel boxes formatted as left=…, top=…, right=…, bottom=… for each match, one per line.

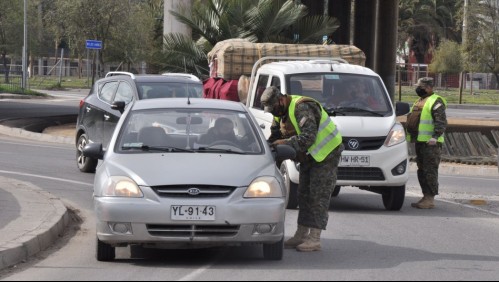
left=171, top=205, right=216, bottom=221
left=340, top=155, right=370, bottom=167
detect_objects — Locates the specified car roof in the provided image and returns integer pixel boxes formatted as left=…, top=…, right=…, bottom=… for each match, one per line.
left=101, top=72, right=202, bottom=84
left=259, top=60, right=378, bottom=76
left=131, top=98, right=247, bottom=112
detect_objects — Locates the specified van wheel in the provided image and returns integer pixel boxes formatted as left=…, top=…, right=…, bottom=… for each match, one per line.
left=382, top=185, right=406, bottom=211
left=77, top=133, right=98, bottom=173
left=280, top=164, right=298, bottom=209
left=263, top=237, right=283, bottom=260
left=96, top=238, right=115, bottom=261
left=331, top=186, right=341, bottom=197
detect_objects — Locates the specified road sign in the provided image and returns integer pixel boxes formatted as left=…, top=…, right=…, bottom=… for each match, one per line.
left=86, top=40, right=102, bottom=49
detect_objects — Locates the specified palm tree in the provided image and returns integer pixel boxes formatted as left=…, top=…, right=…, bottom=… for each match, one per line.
left=155, top=0, right=339, bottom=79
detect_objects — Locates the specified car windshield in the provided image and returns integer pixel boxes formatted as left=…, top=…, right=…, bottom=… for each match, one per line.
left=136, top=82, right=203, bottom=99
left=286, top=73, right=393, bottom=117
left=117, top=108, right=263, bottom=154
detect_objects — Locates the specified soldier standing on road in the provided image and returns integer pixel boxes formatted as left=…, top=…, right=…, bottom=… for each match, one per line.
left=406, top=77, right=448, bottom=209
left=260, top=86, right=344, bottom=252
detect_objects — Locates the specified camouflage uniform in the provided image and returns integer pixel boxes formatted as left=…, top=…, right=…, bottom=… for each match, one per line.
left=268, top=97, right=344, bottom=230
left=407, top=78, right=447, bottom=197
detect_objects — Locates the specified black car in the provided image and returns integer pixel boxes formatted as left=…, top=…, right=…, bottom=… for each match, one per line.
left=76, top=72, right=203, bottom=172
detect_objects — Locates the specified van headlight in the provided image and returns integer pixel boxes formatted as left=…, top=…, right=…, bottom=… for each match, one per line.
left=104, top=176, right=144, bottom=197
left=244, top=176, right=283, bottom=198
left=384, top=123, right=406, bottom=147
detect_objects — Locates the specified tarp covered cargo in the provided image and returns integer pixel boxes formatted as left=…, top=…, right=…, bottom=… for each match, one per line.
left=208, top=39, right=366, bottom=80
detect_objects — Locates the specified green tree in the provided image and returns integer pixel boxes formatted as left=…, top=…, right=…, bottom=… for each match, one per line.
left=464, top=0, right=499, bottom=86
left=0, top=0, right=23, bottom=83
left=429, top=40, right=463, bottom=87
left=157, top=0, right=340, bottom=79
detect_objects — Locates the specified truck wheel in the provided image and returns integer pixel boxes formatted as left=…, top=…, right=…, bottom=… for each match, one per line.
left=280, top=164, right=298, bottom=209
left=263, top=237, right=283, bottom=260
left=382, top=185, right=406, bottom=211
left=331, top=186, right=341, bottom=197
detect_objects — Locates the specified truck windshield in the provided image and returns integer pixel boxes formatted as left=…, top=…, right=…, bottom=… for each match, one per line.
left=287, top=74, right=393, bottom=117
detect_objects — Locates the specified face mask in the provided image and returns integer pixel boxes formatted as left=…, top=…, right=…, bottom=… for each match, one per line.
left=415, top=87, right=427, bottom=97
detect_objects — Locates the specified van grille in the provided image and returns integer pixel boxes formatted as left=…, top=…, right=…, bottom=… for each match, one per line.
left=146, top=224, right=240, bottom=237
left=338, top=167, right=385, bottom=181
left=151, top=185, right=236, bottom=198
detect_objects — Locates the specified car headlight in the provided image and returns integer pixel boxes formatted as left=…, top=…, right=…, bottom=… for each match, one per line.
left=104, top=176, right=143, bottom=198
left=244, top=176, right=283, bottom=198
left=385, top=123, right=406, bottom=147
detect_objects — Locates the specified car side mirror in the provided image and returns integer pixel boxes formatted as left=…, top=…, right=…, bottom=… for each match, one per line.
left=274, top=144, right=296, bottom=162
left=395, top=102, right=410, bottom=116
left=111, top=101, right=126, bottom=114
left=82, top=143, right=104, bottom=160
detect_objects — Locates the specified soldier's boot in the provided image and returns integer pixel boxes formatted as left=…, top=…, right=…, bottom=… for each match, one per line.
left=414, top=195, right=435, bottom=209
left=296, top=228, right=322, bottom=252
left=284, top=225, right=310, bottom=249
left=411, top=194, right=428, bottom=208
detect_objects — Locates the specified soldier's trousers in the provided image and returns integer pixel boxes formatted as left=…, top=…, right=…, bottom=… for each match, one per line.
left=415, top=142, right=442, bottom=196
left=297, top=144, right=343, bottom=230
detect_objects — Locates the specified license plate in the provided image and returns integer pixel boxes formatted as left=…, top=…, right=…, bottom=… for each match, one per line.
left=171, top=205, right=216, bottom=221
left=340, top=155, right=370, bottom=167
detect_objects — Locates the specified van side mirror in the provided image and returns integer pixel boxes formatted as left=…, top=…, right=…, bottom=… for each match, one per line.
left=395, top=102, right=410, bottom=116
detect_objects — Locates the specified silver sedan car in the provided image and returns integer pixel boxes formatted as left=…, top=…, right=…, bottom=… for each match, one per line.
left=83, top=98, right=295, bottom=261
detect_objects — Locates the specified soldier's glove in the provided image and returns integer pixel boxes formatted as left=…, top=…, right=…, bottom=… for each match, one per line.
left=427, top=138, right=437, bottom=146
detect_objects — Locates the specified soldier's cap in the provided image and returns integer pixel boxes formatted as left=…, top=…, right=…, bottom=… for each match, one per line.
left=260, top=86, right=282, bottom=113
left=416, top=77, right=434, bottom=88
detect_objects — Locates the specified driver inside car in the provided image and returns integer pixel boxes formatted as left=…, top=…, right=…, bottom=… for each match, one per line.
left=198, top=117, right=239, bottom=145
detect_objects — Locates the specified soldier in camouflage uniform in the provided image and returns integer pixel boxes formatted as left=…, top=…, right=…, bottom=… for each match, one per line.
left=260, top=86, right=344, bottom=252
left=406, top=77, right=447, bottom=209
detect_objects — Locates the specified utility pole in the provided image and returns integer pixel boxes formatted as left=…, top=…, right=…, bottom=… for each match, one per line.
left=22, top=0, right=28, bottom=91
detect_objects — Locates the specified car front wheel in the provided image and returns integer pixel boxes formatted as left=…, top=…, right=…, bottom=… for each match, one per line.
left=76, top=133, right=98, bottom=173
left=263, top=237, right=283, bottom=260
left=381, top=185, right=406, bottom=211
left=96, top=238, right=115, bottom=261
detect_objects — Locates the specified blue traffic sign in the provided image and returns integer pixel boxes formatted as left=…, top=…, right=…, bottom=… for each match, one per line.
left=86, top=40, right=102, bottom=49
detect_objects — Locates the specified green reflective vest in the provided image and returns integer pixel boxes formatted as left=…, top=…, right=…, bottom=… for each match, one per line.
left=286, top=96, right=343, bottom=162
left=407, top=94, right=447, bottom=143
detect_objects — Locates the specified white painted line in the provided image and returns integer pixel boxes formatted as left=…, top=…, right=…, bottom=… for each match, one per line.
left=0, top=169, right=92, bottom=187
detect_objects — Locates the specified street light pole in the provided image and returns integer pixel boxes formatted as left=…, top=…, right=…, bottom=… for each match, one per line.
left=22, top=0, right=28, bottom=90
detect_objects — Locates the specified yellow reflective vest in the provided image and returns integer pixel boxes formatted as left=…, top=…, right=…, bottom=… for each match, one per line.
left=406, top=94, right=447, bottom=143
left=285, top=96, right=342, bottom=162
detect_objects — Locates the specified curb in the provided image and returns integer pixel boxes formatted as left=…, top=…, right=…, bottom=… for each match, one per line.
left=408, top=162, right=497, bottom=177
left=0, top=176, right=70, bottom=270
left=0, top=124, right=73, bottom=145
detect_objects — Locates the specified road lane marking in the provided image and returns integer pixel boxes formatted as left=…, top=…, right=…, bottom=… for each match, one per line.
left=0, top=169, right=92, bottom=187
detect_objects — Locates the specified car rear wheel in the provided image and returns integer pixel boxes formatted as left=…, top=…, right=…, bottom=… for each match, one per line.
left=77, top=133, right=98, bottom=173
left=263, top=237, right=283, bottom=260
left=331, top=186, right=341, bottom=197
left=280, top=164, right=298, bottom=209
left=382, top=185, right=406, bottom=211
left=96, top=238, right=115, bottom=261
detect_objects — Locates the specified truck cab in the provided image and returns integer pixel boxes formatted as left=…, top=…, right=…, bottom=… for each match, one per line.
left=246, top=57, right=410, bottom=210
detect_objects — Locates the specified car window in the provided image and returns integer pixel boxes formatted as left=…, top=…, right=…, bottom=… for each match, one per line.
left=137, top=82, right=203, bottom=100
left=114, top=82, right=134, bottom=105
left=252, top=75, right=269, bottom=110
left=99, top=81, right=119, bottom=104
left=117, top=108, right=263, bottom=154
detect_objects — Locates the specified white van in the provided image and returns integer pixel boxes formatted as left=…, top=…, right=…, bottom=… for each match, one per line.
left=246, top=57, right=411, bottom=210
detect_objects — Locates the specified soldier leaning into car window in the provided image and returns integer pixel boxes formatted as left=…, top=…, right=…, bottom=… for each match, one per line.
left=406, top=77, right=448, bottom=209
left=260, top=86, right=344, bottom=252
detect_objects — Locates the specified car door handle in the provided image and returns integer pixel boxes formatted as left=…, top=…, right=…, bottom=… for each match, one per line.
left=86, top=107, right=91, bottom=112
left=104, top=115, right=110, bottom=121
left=260, top=123, right=266, bottom=129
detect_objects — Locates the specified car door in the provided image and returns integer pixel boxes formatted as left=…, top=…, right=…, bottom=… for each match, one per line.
left=103, top=81, right=134, bottom=148
left=84, top=81, right=118, bottom=145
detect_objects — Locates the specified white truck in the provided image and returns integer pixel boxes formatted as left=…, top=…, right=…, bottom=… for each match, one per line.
left=245, top=56, right=411, bottom=210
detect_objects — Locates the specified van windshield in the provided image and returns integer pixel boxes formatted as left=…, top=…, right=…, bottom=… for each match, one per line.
left=286, top=74, right=393, bottom=117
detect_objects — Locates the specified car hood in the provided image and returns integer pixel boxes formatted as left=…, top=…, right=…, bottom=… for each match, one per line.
left=102, top=153, right=276, bottom=187
left=333, top=116, right=395, bottom=137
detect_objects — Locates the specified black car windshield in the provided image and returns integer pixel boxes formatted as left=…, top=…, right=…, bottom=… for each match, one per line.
left=286, top=73, right=393, bottom=117
left=117, top=108, right=263, bottom=154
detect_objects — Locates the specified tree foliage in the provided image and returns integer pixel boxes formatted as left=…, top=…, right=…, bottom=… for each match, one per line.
left=429, top=40, right=463, bottom=73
